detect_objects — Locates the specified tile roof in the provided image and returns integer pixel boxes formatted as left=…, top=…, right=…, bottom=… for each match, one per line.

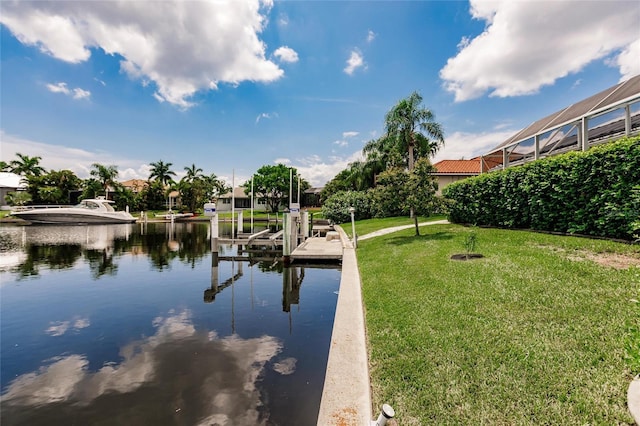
left=120, top=179, right=148, bottom=190
left=433, top=158, right=481, bottom=175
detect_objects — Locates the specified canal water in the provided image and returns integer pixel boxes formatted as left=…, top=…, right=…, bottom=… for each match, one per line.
left=0, top=222, right=341, bottom=426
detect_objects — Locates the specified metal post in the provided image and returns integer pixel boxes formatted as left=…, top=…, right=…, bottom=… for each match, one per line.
left=349, top=206, right=356, bottom=248
left=625, top=104, right=631, bottom=136
left=211, top=213, right=219, bottom=253
left=289, top=168, right=293, bottom=207
left=231, top=170, right=235, bottom=241
left=371, top=404, right=395, bottom=426
left=250, top=176, right=254, bottom=234
left=283, top=213, right=291, bottom=264
left=301, top=211, right=309, bottom=240
left=581, top=116, right=589, bottom=151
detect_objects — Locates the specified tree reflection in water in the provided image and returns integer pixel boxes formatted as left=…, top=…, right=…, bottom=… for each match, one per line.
left=1, top=222, right=252, bottom=278
left=0, top=222, right=341, bottom=425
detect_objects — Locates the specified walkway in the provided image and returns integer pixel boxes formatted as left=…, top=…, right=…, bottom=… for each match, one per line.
left=358, top=219, right=449, bottom=241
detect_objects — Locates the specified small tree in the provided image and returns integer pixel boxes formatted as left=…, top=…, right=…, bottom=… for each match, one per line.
left=404, top=158, right=439, bottom=236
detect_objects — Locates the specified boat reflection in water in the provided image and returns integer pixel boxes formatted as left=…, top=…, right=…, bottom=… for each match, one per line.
left=0, top=222, right=340, bottom=426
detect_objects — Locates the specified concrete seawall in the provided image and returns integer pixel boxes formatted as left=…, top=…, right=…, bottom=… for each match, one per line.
left=316, top=225, right=372, bottom=425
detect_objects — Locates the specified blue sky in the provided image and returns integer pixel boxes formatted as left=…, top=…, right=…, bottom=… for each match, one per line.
left=1, top=0, right=639, bottom=187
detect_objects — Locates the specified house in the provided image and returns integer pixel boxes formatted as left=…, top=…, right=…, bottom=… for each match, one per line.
left=120, top=179, right=148, bottom=194
left=432, top=158, right=482, bottom=195
left=0, top=172, right=26, bottom=209
left=482, top=74, right=640, bottom=171
left=302, top=187, right=323, bottom=207
left=217, top=187, right=269, bottom=212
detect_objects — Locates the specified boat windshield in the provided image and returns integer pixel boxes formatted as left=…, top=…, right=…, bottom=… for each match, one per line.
left=77, top=201, right=101, bottom=210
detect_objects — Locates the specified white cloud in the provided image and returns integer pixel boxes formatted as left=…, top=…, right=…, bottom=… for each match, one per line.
left=273, top=46, right=299, bottom=63
left=342, top=131, right=359, bottom=138
left=433, top=129, right=517, bottom=163
left=0, top=0, right=284, bottom=108
left=292, top=150, right=363, bottom=187
left=278, top=13, right=289, bottom=27
left=367, top=30, right=376, bottom=43
left=72, top=88, right=91, bottom=100
left=344, top=49, right=365, bottom=75
left=440, top=0, right=640, bottom=101
left=614, top=39, right=640, bottom=82
left=273, top=158, right=291, bottom=165
left=255, top=112, right=278, bottom=124
left=46, top=82, right=70, bottom=94
left=334, top=140, right=348, bottom=147
left=0, top=131, right=147, bottom=180
left=46, top=82, right=91, bottom=100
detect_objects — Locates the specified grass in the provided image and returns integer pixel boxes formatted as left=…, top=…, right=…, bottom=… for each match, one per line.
left=341, top=215, right=447, bottom=239
left=357, top=223, right=640, bottom=425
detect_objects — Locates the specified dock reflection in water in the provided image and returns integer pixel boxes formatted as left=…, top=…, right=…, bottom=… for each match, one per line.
left=0, top=222, right=340, bottom=426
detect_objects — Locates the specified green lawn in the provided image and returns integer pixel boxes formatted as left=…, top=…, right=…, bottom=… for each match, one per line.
left=358, top=223, right=639, bottom=425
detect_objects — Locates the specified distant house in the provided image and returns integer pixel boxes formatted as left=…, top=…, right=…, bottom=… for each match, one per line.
left=432, top=158, right=482, bottom=195
left=0, top=172, right=26, bottom=208
left=120, top=179, right=148, bottom=194
left=217, top=187, right=269, bottom=212
left=303, top=187, right=323, bottom=207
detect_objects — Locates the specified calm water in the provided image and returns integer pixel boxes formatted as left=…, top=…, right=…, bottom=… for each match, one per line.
left=0, top=222, right=341, bottom=426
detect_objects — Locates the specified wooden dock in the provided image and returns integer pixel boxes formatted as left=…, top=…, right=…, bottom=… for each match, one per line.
left=290, top=234, right=343, bottom=262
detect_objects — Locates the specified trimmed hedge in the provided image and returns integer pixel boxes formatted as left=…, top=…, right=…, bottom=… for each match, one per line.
left=443, top=136, right=640, bottom=240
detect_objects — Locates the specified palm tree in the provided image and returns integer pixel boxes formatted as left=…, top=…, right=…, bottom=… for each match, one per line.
left=385, top=92, right=444, bottom=229
left=10, top=153, right=46, bottom=177
left=0, top=161, right=10, bottom=172
left=90, top=163, right=119, bottom=199
left=149, top=160, right=176, bottom=186
left=203, top=173, right=229, bottom=201
left=183, top=164, right=203, bottom=183
left=384, top=91, right=444, bottom=172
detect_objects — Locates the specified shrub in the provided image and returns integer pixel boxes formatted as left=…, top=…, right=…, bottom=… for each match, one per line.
left=443, top=136, right=640, bottom=240
left=321, top=190, right=372, bottom=224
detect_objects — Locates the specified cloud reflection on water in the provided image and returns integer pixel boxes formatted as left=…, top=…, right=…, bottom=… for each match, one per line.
left=2, top=309, right=284, bottom=425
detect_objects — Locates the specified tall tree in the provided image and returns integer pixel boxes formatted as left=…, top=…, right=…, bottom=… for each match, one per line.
left=183, top=164, right=203, bottom=183
left=384, top=91, right=444, bottom=172
left=10, top=153, right=46, bottom=178
left=244, top=164, right=309, bottom=213
left=149, top=160, right=176, bottom=186
left=90, top=163, right=119, bottom=199
left=384, top=91, right=444, bottom=218
left=26, top=169, right=82, bottom=204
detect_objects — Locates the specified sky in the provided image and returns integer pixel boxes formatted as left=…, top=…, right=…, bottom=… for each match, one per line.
left=1, top=0, right=639, bottom=187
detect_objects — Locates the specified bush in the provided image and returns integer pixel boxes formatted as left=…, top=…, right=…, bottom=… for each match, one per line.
left=321, top=190, right=372, bottom=224
left=443, top=136, right=640, bottom=240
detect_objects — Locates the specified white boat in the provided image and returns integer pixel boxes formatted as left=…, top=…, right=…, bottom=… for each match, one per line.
left=10, top=198, right=137, bottom=224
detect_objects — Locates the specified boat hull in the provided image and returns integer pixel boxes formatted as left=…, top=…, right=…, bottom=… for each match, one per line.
left=11, top=211, right=137, bottom=224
